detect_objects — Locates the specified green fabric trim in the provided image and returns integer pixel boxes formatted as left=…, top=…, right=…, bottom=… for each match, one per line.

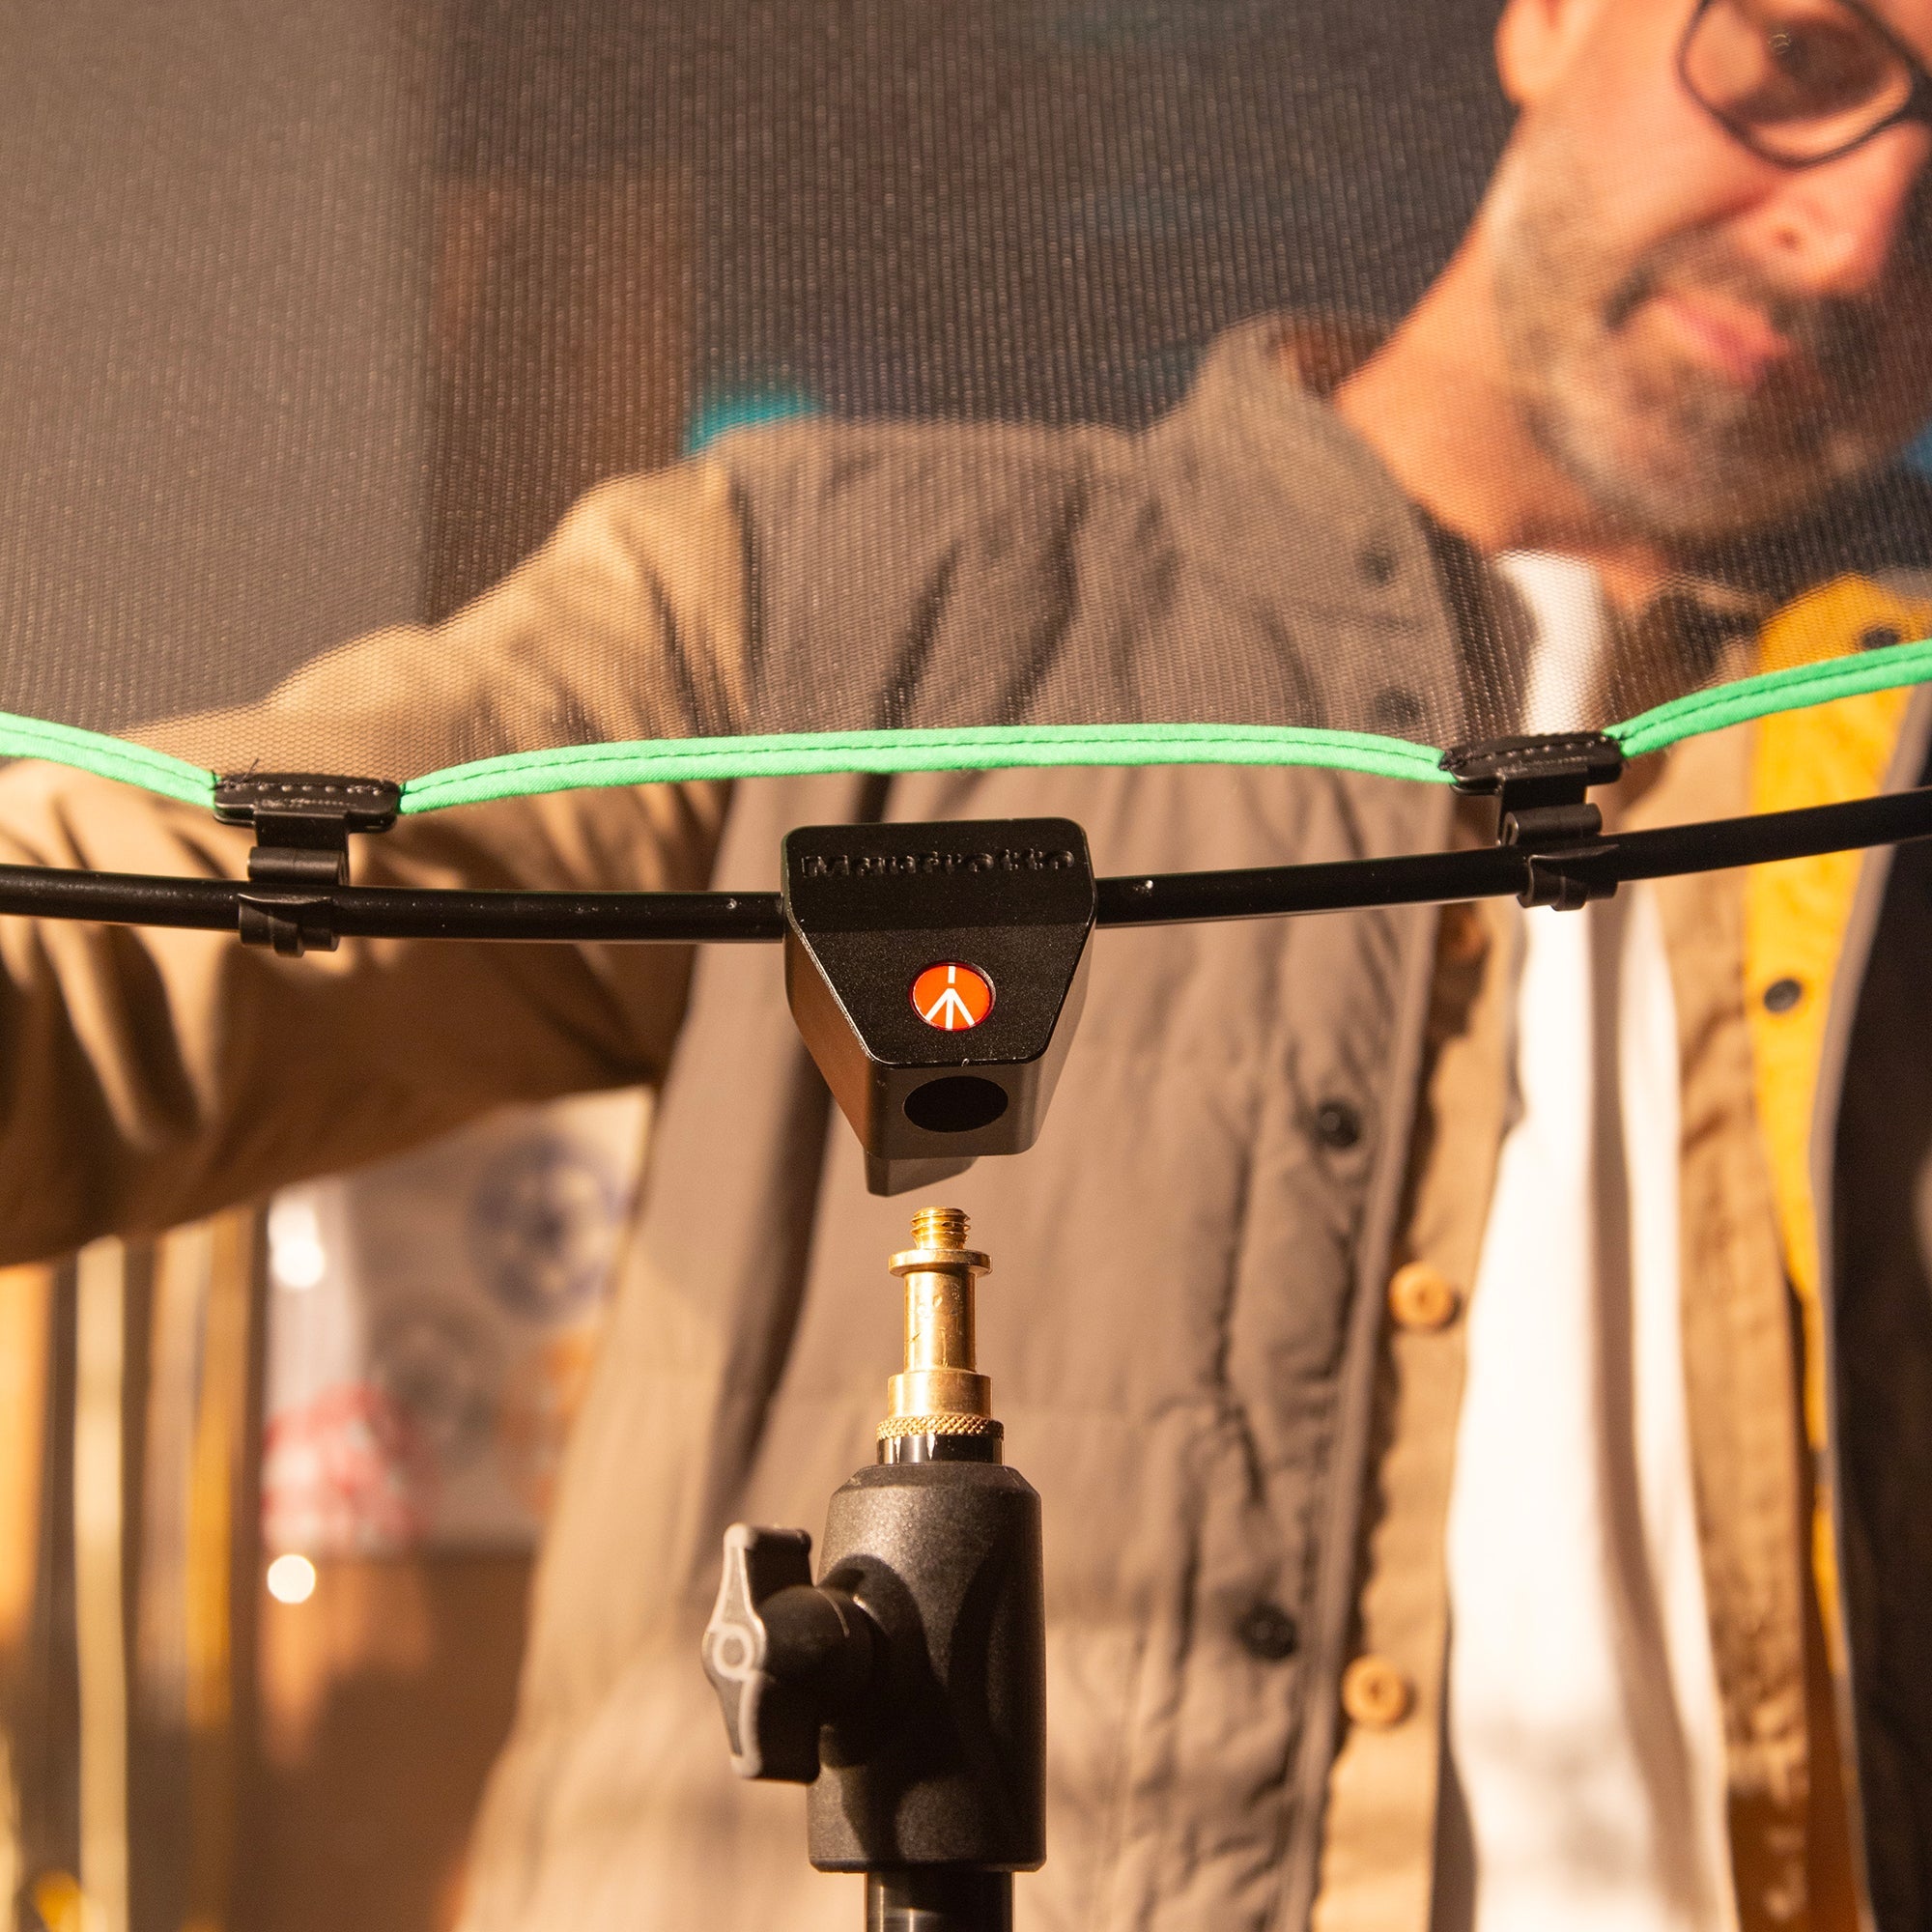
left=1611, top=635, right=1932, bottom=760
left=397, top=721, right=1457, bottom=812
left=11, top=639, right=1932, bottom=820
left=0, top=710, right=215, bottom=810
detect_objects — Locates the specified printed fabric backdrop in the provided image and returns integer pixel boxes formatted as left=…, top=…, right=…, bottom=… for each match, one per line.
left=261, top=1092, right=647, bottom=1554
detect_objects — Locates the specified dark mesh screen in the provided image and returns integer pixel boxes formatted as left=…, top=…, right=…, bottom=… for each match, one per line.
left=4, top=0, right=1931, bottom=801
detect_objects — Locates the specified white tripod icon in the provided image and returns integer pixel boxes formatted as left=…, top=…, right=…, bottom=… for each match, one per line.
left=919, top=966, right=982, bottom=1031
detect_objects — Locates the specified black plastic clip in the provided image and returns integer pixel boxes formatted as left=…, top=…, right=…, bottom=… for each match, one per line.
left=213, top=773, right=401, bottom=955
left=1442, top=732, right=1624, bottom=912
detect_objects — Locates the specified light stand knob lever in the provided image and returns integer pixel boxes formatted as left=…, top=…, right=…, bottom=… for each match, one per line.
left=702, top=1523, right=876, bottom=1782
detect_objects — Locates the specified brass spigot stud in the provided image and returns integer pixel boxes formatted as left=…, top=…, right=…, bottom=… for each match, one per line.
left=879, top=1208, right=1000, bottom=1444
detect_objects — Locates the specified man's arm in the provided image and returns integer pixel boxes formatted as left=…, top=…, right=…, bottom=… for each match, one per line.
left=0, top=459, right=750, bottom=1265
left=145, top=455, right=752, bottom=779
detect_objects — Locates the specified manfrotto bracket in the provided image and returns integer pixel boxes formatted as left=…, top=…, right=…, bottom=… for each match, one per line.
left=213, top=773, right=402, bottom=955
left=781, top=818, right=1095, bottom=1197
left=1442, top=732, right=1624, bottom=912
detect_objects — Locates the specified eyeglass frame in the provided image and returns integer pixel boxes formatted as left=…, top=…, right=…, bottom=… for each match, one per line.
left=1677, top=0, right=1932, bottom=167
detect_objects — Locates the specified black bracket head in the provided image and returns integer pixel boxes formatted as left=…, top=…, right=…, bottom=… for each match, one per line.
left=781, top=819, right=1095, bottom=1196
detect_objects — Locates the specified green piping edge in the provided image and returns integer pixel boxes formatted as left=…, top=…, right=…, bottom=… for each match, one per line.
left=1611, top=635, right=1932, bottom=760
left=0, top=709, right=214, bottom=810
left=395, top=722, right=1455, bottom=812
left=7, top=637, right=1932, bottom=817
left=394, top=638, right=1932, bottom=809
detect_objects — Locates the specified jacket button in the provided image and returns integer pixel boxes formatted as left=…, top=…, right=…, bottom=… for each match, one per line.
left=1236, top=1602, right=1300, bottom=1662
left=1437, top=901, right=1489, bottom=967
left=1313, top=1099, right=1362, bottom=1150
left=1762, top=976, right=1805, bottom=1014
left=1388, top=1262, right=1461, bottom=1331
left=1341, top=1655, right=1413, bottom=1729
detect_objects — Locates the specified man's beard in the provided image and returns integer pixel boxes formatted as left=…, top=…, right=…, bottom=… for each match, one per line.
left=1486, top=119, right=1899, bottom=544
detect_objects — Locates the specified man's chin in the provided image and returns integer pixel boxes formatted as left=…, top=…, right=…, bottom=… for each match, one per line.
left=1541, top=435, right=1805, bottom=545
left=1537, top=372, right=1868, bottom=544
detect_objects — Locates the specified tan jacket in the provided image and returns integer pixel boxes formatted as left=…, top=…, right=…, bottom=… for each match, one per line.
left=4, top=324, right=1930, bottom=1931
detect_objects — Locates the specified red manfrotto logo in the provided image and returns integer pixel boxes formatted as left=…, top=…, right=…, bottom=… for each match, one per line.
left=911, top=962, right=995, bottom=1031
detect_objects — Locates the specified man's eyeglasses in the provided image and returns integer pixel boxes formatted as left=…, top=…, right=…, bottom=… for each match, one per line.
left=1679, top=0, right=1932, bottom=166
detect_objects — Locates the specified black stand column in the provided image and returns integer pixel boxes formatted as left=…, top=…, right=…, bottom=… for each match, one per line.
left=867, top=1868, right=1013, bottom=1932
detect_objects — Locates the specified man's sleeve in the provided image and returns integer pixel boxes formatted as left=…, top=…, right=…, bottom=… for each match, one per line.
left=0, top=459, right=750, bottom=1265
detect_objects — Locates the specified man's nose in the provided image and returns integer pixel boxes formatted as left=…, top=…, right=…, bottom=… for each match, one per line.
left=1754, top=127, right=1932, bottom=297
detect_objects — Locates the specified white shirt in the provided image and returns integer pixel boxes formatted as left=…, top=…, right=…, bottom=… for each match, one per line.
left=1431, top=555, right=1737, bottom=1932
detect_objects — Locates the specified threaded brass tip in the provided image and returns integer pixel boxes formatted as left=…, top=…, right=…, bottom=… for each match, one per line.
left=880, top=1207, right=994, bottom=1440
left=910, top=1206, right=969, bottom=1251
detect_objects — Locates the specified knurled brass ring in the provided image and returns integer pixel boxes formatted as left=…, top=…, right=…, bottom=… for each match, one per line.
left=876, top=1412, right=1004, bottom=1440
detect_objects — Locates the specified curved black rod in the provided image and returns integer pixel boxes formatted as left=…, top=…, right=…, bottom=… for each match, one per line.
left=0, top=867, right=788, bottom=943
left=1094, top=781, right=1932, bottom=925
left=0, top=783, right=1927, bottom=942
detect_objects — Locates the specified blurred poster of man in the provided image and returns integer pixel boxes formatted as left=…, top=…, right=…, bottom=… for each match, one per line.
left=6, top=3, right=1932, bottom=1931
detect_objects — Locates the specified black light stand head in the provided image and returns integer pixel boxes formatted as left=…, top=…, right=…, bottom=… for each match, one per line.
left=701, top=1209, right=1046, bottom=1932
left=781, top=819, right=1095, bottom=1195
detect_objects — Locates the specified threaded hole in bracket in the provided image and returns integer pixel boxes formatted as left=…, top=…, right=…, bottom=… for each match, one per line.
left=903, top=1076, right=1009, bottom=1134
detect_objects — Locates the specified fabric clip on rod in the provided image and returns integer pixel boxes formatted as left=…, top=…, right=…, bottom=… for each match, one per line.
left=1441, top=732, right=1625, bottom=911
left=213, top=773, right=402, bottom=956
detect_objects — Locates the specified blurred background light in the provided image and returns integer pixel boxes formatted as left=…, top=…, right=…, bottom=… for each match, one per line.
left=268, top=1195, right=328, bottom=1293
left=266, top=1554, right=318, bottom=1606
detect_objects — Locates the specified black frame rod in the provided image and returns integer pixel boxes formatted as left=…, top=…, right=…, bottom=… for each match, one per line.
left=0, top=783, right=1927, bottom=943
left=1094, top=781, right=1932, bottom=926
left=0, top=868, right=788, bottom=943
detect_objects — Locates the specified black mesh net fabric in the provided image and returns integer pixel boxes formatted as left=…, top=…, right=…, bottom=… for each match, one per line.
left=4, top=0, right=1932, bottom=799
